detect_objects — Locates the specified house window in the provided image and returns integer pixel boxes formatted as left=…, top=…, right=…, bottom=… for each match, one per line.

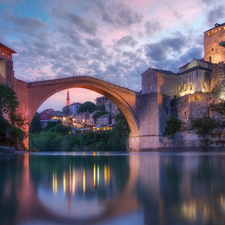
left=2, top=49, right=5, bottom=56
left=212, top=30, right=214, bottom=34
left=215, top=30, right=217, bottom=33
left=179, top=86, right=182, bottom=92
left=190, top=83, right=192, bottom=90
left=219, top=28, right=221, bottom=32
left=208, top=33, right=210, bottom=36
left=148, top=84, right=152, bottom=90
left=184, top=84, right=187, bottom=91
left=7, top=52, right=10, bottom=59
left=203, top=82, right=206, bottom=89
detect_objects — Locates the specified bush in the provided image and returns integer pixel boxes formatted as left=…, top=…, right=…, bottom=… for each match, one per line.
left=164, top=117, right=182, bottom=136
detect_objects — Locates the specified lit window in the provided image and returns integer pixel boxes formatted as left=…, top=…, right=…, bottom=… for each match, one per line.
left=7, top=52, right=10, bottom=59
left=224, top=27, right=225, bottom=30
left=2, top=49, right=5, bottom=56
left=184, top=84, right=187, bottom=91
left=208, top=33, right=210, bottom=36
left=219, top=28, right=221, bottom=32
left=203, top=82, right=206, bottom=89
left=179, top=86, right=182, bottom=92
left=190, top=83, right=192, bottom=90
left=215, top=30, right=217, bottom=33
left=212, top=30, right=214, bottom=34
left=148, top=84, right=152, bottom=90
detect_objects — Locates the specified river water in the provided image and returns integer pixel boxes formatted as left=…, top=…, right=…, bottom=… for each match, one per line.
left=0, top=151, right=225, bottom=225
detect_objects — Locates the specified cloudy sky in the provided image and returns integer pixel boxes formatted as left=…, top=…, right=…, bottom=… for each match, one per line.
left=0, top=0, right=224, bottom=112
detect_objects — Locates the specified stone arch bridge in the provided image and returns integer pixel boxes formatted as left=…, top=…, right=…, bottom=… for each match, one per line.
left=14, top=76, right=151, bottom=151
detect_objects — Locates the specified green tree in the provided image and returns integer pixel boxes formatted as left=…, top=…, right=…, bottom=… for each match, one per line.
left=92, top=111, right=109, bottom=123
left=164, top=117, right=182, bottom=136
left=77, top=101, right=97, bottom=113
left=29, top=112, right=41, bottom=134
left=0, top=83, right=27, bottom=149
left=114, top=109, right=130, bottom=135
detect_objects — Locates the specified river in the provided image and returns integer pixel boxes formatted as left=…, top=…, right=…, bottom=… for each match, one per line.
left=0, top=151, right=225, bottom=225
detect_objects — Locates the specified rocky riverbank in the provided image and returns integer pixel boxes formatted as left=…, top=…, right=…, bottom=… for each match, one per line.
left=0, top=146, right=15, bottom=153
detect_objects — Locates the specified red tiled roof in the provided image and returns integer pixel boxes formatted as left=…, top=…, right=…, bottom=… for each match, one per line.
left=179, top=62, right=190, bottom=69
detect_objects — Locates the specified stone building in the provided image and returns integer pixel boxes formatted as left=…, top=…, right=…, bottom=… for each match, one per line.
left=97, top=114, right=110, bottom=126
left=204, top=22, right=225, bottom=64
left=0, top=43, right=16, bottom=87
left=105, top=100, right=119, bottom=117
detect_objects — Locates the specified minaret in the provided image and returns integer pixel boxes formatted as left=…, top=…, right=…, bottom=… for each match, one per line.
left=66, top=90, right=70, bottom=106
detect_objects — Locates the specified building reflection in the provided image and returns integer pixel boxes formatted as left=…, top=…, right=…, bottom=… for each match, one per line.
left=51, top=163, right=112, bottom=197
left=2, top=153, right=225, bottom=225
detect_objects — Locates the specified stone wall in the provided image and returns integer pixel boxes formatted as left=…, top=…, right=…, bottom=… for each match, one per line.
left=158, top=73, right=177, bottom=99
left=172, top=92, right=213, bottom=124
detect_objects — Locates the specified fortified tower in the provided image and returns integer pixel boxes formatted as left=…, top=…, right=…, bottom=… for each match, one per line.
left=204, top=23, right=225, bottom=63
left=0, top=43, right=16, bottom=87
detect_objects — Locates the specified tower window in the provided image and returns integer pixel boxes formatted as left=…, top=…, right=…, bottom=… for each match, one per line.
left=190, top=83, right=192, bottom=90
left=212, top=30, right=214, bottom=34
left=203, top=82, right=206, bottom=89
left=148, top=84, right=152, bottom=90
left=2, top=49, right=5, bottom=56
left=208, top=33, right=210, bottom=36
left=219, top=28, right=221, bottom=32
left=215, top=30, right=217, bottom=33
left=224, top=27, right=225, bottom=30
left=212, top=48, right=214, bottom=51
left=184, top=84, right=187, bottom=91
left=179, top=86, right=182, bottom=92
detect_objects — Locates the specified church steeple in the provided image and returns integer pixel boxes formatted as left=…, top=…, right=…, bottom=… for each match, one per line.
left=66, top=90, right=70, bottom=106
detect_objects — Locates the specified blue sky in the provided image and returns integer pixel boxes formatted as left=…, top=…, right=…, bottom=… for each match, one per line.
left=0, top=0, right=224, bottom=112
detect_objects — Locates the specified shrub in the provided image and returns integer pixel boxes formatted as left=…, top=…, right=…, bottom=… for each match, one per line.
left=164, top=117, right=182, bottom=136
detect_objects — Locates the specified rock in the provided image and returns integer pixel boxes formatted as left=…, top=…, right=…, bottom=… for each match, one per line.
left=0, top=146, right=15, bottom=153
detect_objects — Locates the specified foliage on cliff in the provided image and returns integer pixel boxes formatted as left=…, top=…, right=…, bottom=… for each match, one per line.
left=209, top=102, right=225, bottom=115
left=191, top=116, right=221, bottom=150
left=164, top=117, right=182, bottom=136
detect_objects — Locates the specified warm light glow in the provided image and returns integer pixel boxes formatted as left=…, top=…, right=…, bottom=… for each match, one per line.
left=181, top=201, right=196, bottom=220
left=212, top=30, right=214, bottom=34
left=7, top=52, right=10, bottom=59
left=83, top=170, right=86, bottom=193
left=207, top=33, right=210, bottom=36
left=215, top=30, right=217, bottom=33
left=93, top=164, right=96, bottom=187
left=63, top=170, right=66, bottom=195
left=104, top=165, right=108, bottom=185
left=52, top=172, right=57, bottom=194
left=2, top=49, right=5, bottom=56
left=219, top=28, right=221, bottom=32
left=72, top=168, right=76, bottom=195
left=97, top=165, right=100, bottom=186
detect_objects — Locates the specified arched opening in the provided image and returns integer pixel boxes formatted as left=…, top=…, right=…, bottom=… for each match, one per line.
left=27, top=76, right=139, bottom=148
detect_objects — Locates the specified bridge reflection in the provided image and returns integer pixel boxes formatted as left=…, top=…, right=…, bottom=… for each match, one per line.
left=1, top=153, right=225, bottom=224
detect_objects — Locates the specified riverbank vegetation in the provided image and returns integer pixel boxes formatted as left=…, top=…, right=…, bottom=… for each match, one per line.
left=29, top=110, right=130, bottom=151
left=0, top=83, right=27, bottom=149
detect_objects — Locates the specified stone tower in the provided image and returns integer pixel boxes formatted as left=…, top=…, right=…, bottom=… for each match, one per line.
left=66, top=90, right=70, bottom=106
left=204, top=23, right=225, bottom=64
left=0, top=43, right=16, bottom=87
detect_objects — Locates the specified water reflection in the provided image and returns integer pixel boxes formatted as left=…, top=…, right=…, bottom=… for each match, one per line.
left=1, top=152, right=225, bottom=224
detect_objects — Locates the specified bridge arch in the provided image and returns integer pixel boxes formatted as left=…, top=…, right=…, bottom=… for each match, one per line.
left=27, top=76, right=139, bottom=137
